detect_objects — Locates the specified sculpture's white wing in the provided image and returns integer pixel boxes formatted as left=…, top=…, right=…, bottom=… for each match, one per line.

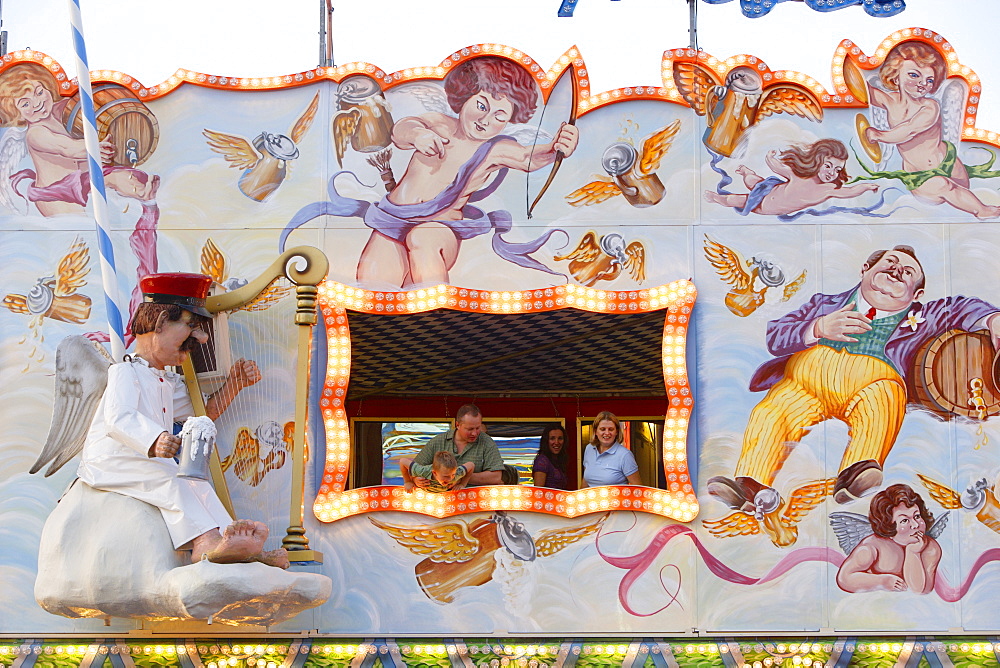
left=30, top=336, right=111, bottom=476
left=0, top=127, right=28, bottom=214
left=939, top=80, right=967, bottom=147
left=405, top=83, right=453, bottom=115
left=829, top=511, right=873, bottom=555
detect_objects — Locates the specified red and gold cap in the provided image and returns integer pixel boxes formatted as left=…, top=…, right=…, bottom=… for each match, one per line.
left=139, top=273, right=212, bottom=318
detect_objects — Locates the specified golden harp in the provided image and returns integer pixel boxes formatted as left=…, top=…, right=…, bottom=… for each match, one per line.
left=180, top=245, right=328, bottom=563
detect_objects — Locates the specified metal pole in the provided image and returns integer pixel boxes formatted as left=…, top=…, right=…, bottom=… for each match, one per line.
left=67, top=0, right=127, bottom=360
left=326, top=0, right=334, bottom=67
left=688, top=0, right=699, bottom=51
left=0, top=0, right=7, bottom=57
left=318, top=0, right=327, bottom=67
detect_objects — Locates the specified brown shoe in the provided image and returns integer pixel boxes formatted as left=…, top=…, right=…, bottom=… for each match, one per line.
left=759, top=499, right=797, bottom=547
left=833, top=459, right=883, bottom=504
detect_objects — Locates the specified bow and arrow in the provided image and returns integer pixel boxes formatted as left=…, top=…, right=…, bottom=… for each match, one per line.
left=527, top=58, right=580, bottom=218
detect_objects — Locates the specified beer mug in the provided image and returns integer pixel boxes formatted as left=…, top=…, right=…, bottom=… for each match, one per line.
left=601, top=143, right=665, bottom=208
left=177, top=416, right=217, bottom=480
left=334, top=75, right=394, bottom=153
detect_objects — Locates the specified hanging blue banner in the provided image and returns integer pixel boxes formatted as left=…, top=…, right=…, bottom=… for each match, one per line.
left=558, top=0, right=904, bottom=18
left=702, top=0, right=905, bottom=18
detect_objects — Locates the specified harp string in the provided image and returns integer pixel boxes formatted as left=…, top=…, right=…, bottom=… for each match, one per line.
left=209, top=276, right=296, bottom=544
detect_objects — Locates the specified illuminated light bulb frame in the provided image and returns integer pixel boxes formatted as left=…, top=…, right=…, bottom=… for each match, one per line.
left=0, top=46, right=579, bottom=110
left=662, top=29, right=999, bottom=151
left=312, top=280, right=698, bottom=523
left=831, top=28, right=996, bottom=148
left=4, top=36, right=994, bottom=146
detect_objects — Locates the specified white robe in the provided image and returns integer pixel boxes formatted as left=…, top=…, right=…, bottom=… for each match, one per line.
left=77, top=357, right=232, bottom=548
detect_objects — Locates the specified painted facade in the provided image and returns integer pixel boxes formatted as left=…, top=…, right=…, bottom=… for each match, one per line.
left=4, top=27, right=1000, bottom=642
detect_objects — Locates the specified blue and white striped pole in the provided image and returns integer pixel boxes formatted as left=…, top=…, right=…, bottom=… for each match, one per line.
left=67, top=0, right=126, bottom=360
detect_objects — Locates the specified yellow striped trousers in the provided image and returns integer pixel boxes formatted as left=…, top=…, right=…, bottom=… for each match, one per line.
left=736, top=345, right=906, bottom=486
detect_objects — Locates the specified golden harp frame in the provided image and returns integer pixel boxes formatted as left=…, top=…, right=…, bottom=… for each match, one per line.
left=181, top=245, right=328, bottom=563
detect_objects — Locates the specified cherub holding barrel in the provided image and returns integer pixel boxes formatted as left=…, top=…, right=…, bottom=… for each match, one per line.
left=0, top=62, right=158, bottom=217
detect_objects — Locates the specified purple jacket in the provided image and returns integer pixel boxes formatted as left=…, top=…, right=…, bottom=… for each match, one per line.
left=749, top=284, right=999, bottom=392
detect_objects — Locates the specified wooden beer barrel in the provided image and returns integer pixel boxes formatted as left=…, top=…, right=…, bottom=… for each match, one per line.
left=61, top=84, right=159, bottom=166
left=906, top=329, right=1000, bottom=421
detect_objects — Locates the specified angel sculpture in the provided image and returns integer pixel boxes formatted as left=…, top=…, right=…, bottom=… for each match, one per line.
left=702, top=478, right=833, bottom=547
left=917, top=473, right=1000, bottom=534
left=672, top=62, right=822, bottom=158
left=554, top=231, right=645, bottom=287
left=203, top=92, right=319, bottom=202
left=702, top=234, right=806, bottom=317
left=830, top=483, right=945, bottom=594
left=851, top=40, right=1000, bottom=219
left=221, top=420, right=293, bottom=487
left=4, top=235, right=92, bottom=327
left=200, top=237, right=292, bottom=311
left=565, top=120, right=680, bottom=208
left=29, top=335, right=112, bottom=476
left=370, top=511, right=607, bottom=604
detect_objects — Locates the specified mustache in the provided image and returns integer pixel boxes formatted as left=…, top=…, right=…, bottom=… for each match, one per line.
left=181, top=336, right=203, bottom=352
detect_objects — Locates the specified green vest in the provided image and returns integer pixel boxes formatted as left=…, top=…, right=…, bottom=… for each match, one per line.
left=819, top=309, right=907, bottom=373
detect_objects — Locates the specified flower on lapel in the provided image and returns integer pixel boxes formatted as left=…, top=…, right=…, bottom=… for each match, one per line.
left=904, top=309, right=926, bottom=332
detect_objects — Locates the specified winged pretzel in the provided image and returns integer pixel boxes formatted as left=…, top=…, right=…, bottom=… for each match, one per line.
left=369, top=517, right=481, bottom=564
left=703, top=478, right=834, bottom=539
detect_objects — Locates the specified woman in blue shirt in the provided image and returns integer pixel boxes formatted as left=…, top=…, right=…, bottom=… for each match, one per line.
left=581, top=411, right=642, bottom=487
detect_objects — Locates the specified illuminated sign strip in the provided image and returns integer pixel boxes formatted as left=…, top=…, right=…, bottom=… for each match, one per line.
left=312, top=280, right=697, bottom=523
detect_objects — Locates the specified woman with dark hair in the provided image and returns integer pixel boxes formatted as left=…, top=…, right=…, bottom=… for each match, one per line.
left=532, top=424, right=570, bottom=489
left=581, top=411, right=642, bottom=487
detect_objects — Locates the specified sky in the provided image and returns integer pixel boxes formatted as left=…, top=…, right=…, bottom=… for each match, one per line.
left=7, top=0, right=1000, bottom=131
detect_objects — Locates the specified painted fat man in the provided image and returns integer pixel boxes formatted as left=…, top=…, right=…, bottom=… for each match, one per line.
left=76, top=272, right=288, bottom=568
left=708, top=245, right=1000, bottom=547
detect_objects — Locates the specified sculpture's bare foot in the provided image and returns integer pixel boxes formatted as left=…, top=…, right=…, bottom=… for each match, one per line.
left=256, top=548, right=290, bottom=569
left=203, top=520, right=268, bottom=564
